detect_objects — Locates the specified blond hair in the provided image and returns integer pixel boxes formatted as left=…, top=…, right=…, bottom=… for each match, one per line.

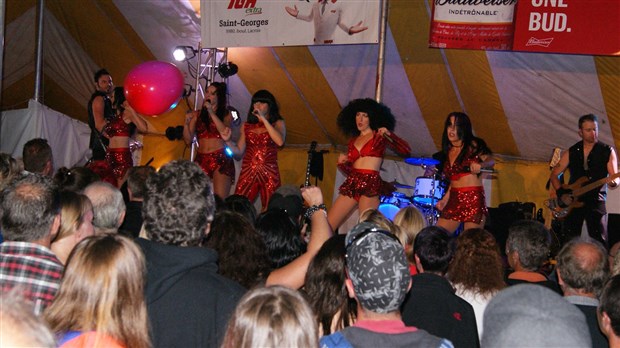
left=45, top=234, right=150, bottom=348
left=393, top=205, right=427, bottom=262
left=221, top=286, right=318, bottom=348
left=55, top=191, right=93, bottom=242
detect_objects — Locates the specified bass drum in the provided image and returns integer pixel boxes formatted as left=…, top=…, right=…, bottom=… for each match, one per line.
left=378, top=192, right=411, bottom=221
left=413, top=177, right=446, bottom=207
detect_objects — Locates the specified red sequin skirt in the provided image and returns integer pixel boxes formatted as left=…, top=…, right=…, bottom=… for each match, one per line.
left=195, top=148, right=235, bottom=179
left=339, top=168, right=394, bottom=202
left=440, top=186, right=487, bottom=224
left=105, top=147, right=132, bottom=183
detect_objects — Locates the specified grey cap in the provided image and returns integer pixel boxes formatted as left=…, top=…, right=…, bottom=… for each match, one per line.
left=345, top=222, right=410, bottom=313
left=482, top=284, right=591, bottom=347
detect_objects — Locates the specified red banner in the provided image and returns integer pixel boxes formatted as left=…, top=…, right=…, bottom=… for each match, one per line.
left=429, top=0, right=620, bottom=56
left=512, top=0, right=620, bottom=56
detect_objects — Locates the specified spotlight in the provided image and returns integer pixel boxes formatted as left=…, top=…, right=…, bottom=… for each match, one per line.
left=173, top=46, right=196, bottom=62
left=217, top=62, right=239, bottom=78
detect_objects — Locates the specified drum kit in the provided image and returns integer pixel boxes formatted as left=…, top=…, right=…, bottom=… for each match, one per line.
left=378, top=156, right=447, bottom=226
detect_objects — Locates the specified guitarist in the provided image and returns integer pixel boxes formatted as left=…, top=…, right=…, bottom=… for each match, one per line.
left=550, top=114, right=619, bottom=247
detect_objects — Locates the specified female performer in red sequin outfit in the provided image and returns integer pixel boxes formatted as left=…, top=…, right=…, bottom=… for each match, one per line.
left=327, top=98, right=411, bottom=231
left=183, top=82, right=236, bottom=199
left=221, top=90, right=286, bottom=209
left=436, top=112, right=494, bottom=234
left=105, top=87, right=148, bottom=187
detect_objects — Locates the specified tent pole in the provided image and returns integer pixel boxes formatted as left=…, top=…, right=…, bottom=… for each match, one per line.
left=0, top=0, right=5, bottom=139
left=34, top=0, right=45, bottom=102
left=375, top=0, right=389, bottom=103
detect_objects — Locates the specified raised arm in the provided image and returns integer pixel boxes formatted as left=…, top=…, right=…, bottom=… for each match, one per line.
left=123, top=103, right=148, bottom=134
left=266, top=186, right=333, bottom=289
left=182, top=111, right=198, bottom=145
left=259, top=115, right=286, bottom=147
left=221, top=123, right=246, bottom=160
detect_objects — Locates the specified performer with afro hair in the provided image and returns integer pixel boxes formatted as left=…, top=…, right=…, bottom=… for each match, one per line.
left=328, top=98, right=410, bottom=231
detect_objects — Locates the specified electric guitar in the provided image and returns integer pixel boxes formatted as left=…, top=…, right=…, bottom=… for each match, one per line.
left=304, top=141, right=318, bottom=187
left=545, top=172, right=620, bottom=219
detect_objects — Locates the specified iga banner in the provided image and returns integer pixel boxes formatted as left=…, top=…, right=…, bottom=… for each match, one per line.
left=429, top=0, right=518, bottom=50
left=512, top=0, right=620, bottom=56
left=201, top=0, right=380, bottom=48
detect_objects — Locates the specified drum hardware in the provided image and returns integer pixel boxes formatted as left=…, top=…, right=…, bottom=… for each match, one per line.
left=392, top=181, right=415, bottom=190
left=404, top=157, right=440, bottom=167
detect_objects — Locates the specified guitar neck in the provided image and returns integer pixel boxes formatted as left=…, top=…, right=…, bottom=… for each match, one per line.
left=573, top=172, right=620, bottom=197
left=304, top=141, right=317, bottom=187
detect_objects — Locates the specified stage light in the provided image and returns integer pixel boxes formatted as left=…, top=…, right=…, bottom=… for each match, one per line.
left=217, top=62, right=239, bottom=78
left=173, top=46, right=196, bottom=62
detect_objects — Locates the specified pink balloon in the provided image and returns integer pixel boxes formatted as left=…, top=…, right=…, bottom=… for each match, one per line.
left=124, top=61, right=184, bottom=116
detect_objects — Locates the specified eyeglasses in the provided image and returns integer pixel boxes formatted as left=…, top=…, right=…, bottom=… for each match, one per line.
left=345, top=226, right=401, bottom=255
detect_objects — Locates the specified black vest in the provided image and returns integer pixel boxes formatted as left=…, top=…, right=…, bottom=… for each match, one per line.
left=567, top=141, right=611, bottom=202
left=87, top=91, right=113, bottom=160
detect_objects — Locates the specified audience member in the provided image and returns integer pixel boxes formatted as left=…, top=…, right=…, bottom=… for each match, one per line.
left=255, top=209, right=305, bottom=269
left=221, top=285, right=318, bottom=348
left=45, top=234, right=150, bottom=348
left=0, top=290, right=56, bottom=348
left=0, top=152, right=21, bottom=189
left=53, top=166, right=100, bottom=193
left=205, top=211, right=271, bottom=289
left=359, top=208, right=398, bottom=233
left=609, top=241, right=620, bottom=276
left=0, top=174, right=63, bottom=315
left=222, top=194, right=257, bottom=224
left=136, top=160, right=245, bottom=347
left=557, top=237, right=610, bottom=347
left=447, top=228, right=506, bottom=341
left=50, top=191, right=95, bottom=264
left=304, top=234, right=357, bottom=336
left=267, top=184, right=304, bottom=225
left=598, top=275, right=620, bottom=347
left=119, top=166, right=154, bottom=238
left=321, top=222, right=451, bottom=348
left=401, top=226, right=479, bottom=348
left=393, top=205, right=427, bottom=275
left=482, top=284, right=591, bottom=347
left=22, top=138, right=54, bottom=176
left=505, top=220, right=561, bottom=294
left=84, top=181, right=126, bottom=235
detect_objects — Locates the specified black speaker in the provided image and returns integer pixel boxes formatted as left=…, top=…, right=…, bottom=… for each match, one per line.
left=608, top=214, right=620, bottom=249
left=485, top=202, right=536, bottom=255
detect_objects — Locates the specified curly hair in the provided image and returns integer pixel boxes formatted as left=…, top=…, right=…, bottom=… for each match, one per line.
left=205, top=211, right=271, bottom=289
left=255, top=209, right=305, bottom=269
left=337, top=98, right=396, bottom=137
left=441, top=112, right=492, bottom=165
left=303, top=235, right=357, bottom=335
left=448, top=228, right=505, bottom=296
left=506, top=220, right=551, bottom=271
left=143, top=160, right=215, bottom=247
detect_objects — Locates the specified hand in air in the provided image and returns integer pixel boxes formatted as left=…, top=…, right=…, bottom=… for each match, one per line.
left=301, top=186, right=324, bottom=207
left=377, top=127, right=390, bottom=136
left=184, top=111, right=194, bottom=126
left=469, top=162, right=482, bottom=174
left=349, top=21, right=368, bottom=35
left=285, top=5, right=298, bottom=17
left=337, top=153, right=348, bottom=165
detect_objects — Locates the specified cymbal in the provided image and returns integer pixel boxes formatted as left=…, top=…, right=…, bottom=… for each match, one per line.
left=405, top=157, right=440, bottom=166
left=392, top=181, right=414, bottom=189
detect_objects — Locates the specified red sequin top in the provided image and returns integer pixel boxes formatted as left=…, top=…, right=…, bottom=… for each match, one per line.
left=244, top=122, right=278, bottom=161
left=104, top=112, right=132, bottom=137
left=443, top=147, right=481, bottom=181
left=196, top=115, right=221, bottom=139
left=347, top=132, right=388, bottom=163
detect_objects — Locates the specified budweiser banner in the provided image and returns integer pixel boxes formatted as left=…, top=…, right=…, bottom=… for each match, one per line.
left=201, top=0, right=380, bottom=48
left=429, top=0, right=518, bottom=50
left=512, top=0, right=620, bottom=56
left=429, top=0, right=620, bottom=56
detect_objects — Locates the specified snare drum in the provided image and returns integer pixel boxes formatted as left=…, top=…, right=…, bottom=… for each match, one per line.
left=413, top=177, right=445, bottom=207
left=379, top=192, right=411, bottom=221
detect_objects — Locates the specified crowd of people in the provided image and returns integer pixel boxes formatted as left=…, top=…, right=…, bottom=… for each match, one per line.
left=1, top=68, right=620, bottom=348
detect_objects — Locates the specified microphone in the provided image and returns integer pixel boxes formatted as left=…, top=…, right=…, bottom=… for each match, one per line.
left=381, top=132, right=394, bottom=144
left=463, top=165, right=495, bottom=174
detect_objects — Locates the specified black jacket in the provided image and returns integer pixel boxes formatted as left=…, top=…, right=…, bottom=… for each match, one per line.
left=136, top=238, right=246, bottom=348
